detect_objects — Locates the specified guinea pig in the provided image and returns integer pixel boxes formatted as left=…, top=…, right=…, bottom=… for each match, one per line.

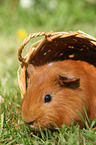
left=21, top=60, right=96, bottom=130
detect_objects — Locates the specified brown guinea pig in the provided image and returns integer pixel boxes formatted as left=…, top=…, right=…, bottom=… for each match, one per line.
left=21, top=60, right=96, bottom=130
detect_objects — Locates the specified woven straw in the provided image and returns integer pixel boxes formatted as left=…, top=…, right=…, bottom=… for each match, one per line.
left=17, top=30, right=96, bottom=98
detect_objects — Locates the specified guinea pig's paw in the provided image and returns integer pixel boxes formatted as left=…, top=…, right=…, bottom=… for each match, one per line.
left=27, top=121, right=34, bottom=128
left=26, top=121, right=38, bottom=131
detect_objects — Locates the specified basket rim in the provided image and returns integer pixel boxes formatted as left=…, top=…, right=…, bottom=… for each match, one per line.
left=18, top=30, right=96, bottom=67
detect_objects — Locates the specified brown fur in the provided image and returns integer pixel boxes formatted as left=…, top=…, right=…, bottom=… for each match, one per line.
left=21, top=60, right=96, bottom=130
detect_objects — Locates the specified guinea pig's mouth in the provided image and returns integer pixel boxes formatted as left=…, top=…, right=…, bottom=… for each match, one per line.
left=25, top=120, right=59, bottom=131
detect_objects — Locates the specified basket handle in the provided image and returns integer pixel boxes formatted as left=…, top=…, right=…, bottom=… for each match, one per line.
left=18, top=31, right=53, bottom=66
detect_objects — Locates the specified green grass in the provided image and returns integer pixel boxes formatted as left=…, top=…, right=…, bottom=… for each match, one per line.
left=0, top=0, right=96, bottom=144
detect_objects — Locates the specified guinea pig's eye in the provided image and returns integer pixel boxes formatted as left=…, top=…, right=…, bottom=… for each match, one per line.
left=44, top=94, right=52, bottom=103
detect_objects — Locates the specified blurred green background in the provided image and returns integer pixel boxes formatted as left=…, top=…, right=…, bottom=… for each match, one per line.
left=0, top=0, right=96, bottom=35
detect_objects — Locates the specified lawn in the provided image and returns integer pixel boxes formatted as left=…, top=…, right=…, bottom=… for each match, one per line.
left=0, top=0, right=96, bottom=144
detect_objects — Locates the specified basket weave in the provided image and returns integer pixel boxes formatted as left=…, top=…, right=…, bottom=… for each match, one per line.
left=17, top=30, right=96, bottom=98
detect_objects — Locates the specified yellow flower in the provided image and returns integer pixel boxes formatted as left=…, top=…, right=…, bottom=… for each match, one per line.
left=17, top=29, right=28, bottom=40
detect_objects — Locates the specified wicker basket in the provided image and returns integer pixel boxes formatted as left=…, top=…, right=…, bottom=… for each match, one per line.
left=17, top=30, right=96, bottom=98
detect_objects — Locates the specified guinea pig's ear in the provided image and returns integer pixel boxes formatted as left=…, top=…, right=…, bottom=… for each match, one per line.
left=27, top=64, right=35, bottom=77
left=57, top=74, right=80, bottom=89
